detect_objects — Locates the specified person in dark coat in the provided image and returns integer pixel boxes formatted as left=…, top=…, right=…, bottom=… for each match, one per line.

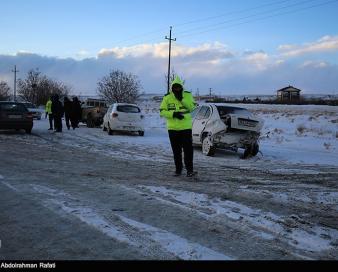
left=51, top=94, right=64, bottom=133
left=70, top=96, right=82, bottom=129
left=63, top=97, right=72, bottom=130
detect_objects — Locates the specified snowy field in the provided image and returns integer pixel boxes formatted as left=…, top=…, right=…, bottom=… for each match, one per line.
left=31, top=99, right=338, bottom=167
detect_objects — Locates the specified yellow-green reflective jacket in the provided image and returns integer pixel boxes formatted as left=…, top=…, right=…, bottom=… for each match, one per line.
left=160, top=76, right=196, bottom=130
left=45, top=99, right=52, bottom=114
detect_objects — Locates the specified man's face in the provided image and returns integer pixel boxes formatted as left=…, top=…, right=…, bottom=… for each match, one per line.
left=172, top=84, right=183, bottom=95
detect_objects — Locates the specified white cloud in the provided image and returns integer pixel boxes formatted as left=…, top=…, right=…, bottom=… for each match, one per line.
left=98, top=42, right=234, bottom=62
left=278, top=35, right=338, bottom=57
left=300, top=60, right=329, bottom=68
left=1, top=39, right=338, bottom=95
left=76, top=50, right=91, bottom=59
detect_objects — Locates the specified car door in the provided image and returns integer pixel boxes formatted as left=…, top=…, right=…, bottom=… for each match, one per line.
left=104, top=105, right=113, bottom=125
left=192, top=105, right=211, bottom=144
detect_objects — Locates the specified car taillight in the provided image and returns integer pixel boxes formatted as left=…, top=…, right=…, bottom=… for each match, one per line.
left=112, top=113, right=118, bottom=118
left=27, top=112, right=33, bottom=119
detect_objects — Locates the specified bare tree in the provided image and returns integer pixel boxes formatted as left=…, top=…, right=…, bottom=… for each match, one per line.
left=97, top=69, right=141, bottom=104
left=0, top=81, right=11, bottom=100
left=17, top=69, right=71, bottom=105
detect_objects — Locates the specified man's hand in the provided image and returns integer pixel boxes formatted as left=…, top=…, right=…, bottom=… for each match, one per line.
left=173, top=112, right=184, bottom=120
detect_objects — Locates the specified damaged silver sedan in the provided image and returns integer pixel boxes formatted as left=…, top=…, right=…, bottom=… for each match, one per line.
left=191, top=103, right=264, bottom=158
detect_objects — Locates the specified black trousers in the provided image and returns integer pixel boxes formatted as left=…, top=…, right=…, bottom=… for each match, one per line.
left=65, top=113, right=71, bottom=129
left=168, top=129, right=193, bottom=173
left=54, top=116, right=62, bottom=132
left=48, top=114, right=53, bottom=129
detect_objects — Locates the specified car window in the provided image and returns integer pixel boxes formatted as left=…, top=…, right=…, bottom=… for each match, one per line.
left=117, top=105, right=141, bottom=113
left=191, top=107, right=200, bottom=119
left=0, top=103, right=27, bottom=113
left=23, top=103, right=35, bottom=108
left=205, top=107, right=211, bottom=119
left=216, top=106, right=252, bottom=117
left=195, top=106, right=209, bottom=120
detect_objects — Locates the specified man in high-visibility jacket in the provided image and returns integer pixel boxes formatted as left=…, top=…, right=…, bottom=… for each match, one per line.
left=160, top=75, right=197, bottom=177
left=45, top=97, right=53, bottom=130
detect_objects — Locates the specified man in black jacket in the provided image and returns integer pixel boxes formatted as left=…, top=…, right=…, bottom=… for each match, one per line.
left=51, top=94, right=64, bottom=133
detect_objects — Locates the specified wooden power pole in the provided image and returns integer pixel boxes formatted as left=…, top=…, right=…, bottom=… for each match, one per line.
left=165, top=26, right=176, bottom=94
left=11, top=65, right=19, bottom=101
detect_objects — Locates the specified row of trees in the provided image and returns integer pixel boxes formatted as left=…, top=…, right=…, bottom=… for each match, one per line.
left=1, top=68, right=147, bottom=105
left=0, top=70, right=71, bottom=105
left=17, top=69, right=71, bottom=105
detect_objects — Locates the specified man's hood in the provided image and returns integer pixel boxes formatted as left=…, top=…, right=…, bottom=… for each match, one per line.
left=170, top=75, right=184, bottom=93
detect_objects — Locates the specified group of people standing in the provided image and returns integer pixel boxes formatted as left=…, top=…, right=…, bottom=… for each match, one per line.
left=45, top=95, right=82, bottom=132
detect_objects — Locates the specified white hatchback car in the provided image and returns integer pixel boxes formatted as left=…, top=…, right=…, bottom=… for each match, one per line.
left=102, top=103, right=145, bottom=136
left=192, top=103, right=264, bottom=158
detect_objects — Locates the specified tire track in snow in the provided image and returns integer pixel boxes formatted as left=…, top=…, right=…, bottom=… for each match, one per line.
left=3, top=181, right=232, bottom=260
left=120, top=184, right=338, bottom=256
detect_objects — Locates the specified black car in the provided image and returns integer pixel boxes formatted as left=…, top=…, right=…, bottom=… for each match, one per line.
left=0, top=101, right=34, bottom=133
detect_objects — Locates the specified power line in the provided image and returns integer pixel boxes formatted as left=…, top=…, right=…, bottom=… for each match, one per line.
left=100, top=0, right=337, bottom=49
left=177, top=0, right=338, bottom=39
left=173, top=0, right=294, bottom=28
left=176, top=0, right=318, bottom=36
left=106, top=0, right=306, bottom=47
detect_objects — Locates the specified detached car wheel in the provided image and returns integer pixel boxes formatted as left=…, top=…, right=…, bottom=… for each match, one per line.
left=251, top=142, right=259, bottom=156
left=202, top=136, right=215, bottom=156
left=243, top=142, right=259, bottom=159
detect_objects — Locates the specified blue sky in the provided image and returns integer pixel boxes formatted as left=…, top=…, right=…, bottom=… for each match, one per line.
left=1, top=0, right=338, bottom=95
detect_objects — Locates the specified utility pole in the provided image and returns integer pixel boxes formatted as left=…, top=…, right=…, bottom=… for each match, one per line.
left=11, top=65, right=19, bottom=101
left=165, top=26, right=176, bottom=94
left=209, top=88, right=212, bottom=98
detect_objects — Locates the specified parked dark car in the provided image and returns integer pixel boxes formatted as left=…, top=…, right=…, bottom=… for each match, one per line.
left=22, top=102, right=43, bottom=120
left=0, top=101, right=33, bottom=133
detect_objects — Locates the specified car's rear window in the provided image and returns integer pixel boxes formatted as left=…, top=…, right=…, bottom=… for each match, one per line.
left=0, top=103, right=27, bottom=113
left=216, top=106, right=252, bottom=116
left=117, top=105, right=140, bottom=113
left=23, top=103, right=35, bottom=108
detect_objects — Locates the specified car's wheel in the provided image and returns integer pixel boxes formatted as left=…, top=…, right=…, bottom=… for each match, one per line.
left=243, top=147, right=251, bottom=159
left=138, top=131, right=144, bottom=136
left=108, top=123, right=114, bottom=135
left=86, top=114, right=95, bottom=128
left=243, top=142, right=259, bottom=159
left=251, top=142, right=259, bottom=157
left=25, top=128, right=32, bottom=134
left=202, top=136, right=215, bottom=156
left=102, top=123, right=107, bottom=131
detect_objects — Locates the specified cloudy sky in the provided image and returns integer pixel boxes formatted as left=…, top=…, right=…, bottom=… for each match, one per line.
left=1, top=0, right=338, bottom=96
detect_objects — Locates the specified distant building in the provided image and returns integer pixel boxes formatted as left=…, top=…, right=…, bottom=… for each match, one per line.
left=277, top=85, right=301, bottom=102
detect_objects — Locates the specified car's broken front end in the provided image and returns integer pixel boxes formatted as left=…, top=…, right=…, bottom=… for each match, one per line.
left=211, top=113, right=263, bottom=150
